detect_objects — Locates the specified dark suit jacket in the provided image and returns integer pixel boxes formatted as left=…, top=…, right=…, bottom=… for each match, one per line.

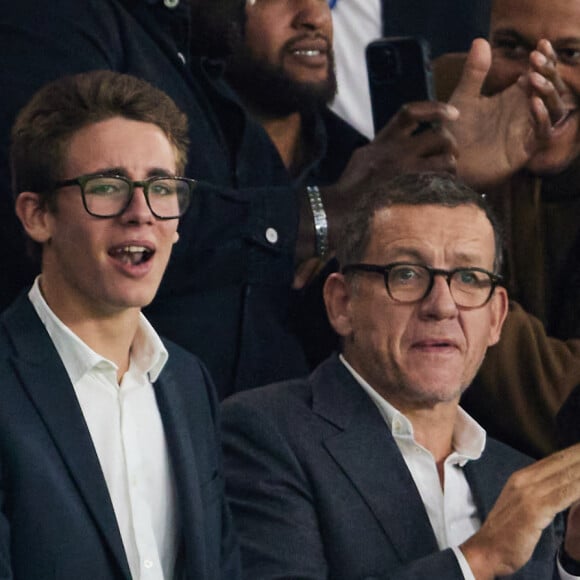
left=222, top=355, right=560, bottom=579
left=0, top=294, right=240, bottom=579
left=0, top=0, right=367, bottom=399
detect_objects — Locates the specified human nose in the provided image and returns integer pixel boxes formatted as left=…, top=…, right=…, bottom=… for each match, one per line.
left=418, top=274, right=458, bottom=319
left=120, top=185, right=155, bottom=224
left=293, top=0, right=331, bottom=31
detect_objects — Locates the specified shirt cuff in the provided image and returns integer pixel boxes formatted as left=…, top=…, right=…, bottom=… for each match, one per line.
left=558, top=555, right=580, bottom=579
left=452, top=546, right=476, bottom=580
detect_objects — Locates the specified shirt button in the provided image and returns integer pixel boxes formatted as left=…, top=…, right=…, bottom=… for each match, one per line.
left=265, top=227, right=279, bottom=245
left=164, top=0, right=179, bottom=7
left=144, top=560, right=153, bottom=569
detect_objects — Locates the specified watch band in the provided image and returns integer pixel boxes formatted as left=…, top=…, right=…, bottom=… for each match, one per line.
left=306, top=185, right=329, bottom=260
left=560, top=545, right=580, bottom=575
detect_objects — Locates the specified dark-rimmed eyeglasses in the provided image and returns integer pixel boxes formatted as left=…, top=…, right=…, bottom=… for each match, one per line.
left=53, top=173, right=195, bottom=219
left=341, top=262, right=503, bottom=309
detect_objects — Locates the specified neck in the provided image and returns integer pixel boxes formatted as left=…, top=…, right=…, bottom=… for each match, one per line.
left=254, top=109, right=304, bottom=173
left=64, top=312, right=139, bottom=382
left=39, top=279, right=139, bottom=382
left=401, top=401, right=459, bottom=487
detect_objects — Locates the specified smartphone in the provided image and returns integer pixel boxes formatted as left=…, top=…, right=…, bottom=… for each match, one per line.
left=366, top=36, right=435, bottom=135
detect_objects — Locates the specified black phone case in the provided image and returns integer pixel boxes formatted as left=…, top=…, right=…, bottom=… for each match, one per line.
left=366, top=36, right=434, bottom=135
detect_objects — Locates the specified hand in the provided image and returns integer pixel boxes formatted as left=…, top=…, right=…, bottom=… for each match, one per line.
left=450, top=38, right=538, bottom=189
left=337, top=101, right=459, bottom=191
left=524, top=40, right=570, bottom=145
left=460, top=443, right=580, bottom=579
left=320, top=101, right=459, bottom=249
left=528, top=40, right=568, bottom=125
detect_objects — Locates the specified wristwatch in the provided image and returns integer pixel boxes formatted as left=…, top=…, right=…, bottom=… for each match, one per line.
left=560, top=545, right=580, bottom=575
left=306, top=185, right=329, bottom=260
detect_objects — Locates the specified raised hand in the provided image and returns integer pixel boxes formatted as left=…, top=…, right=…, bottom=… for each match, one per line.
left=319, top=100, right=459, bottom=251
left=450, top=38, right=538, bottom=189
left=461, top=442, right=580, bottom=579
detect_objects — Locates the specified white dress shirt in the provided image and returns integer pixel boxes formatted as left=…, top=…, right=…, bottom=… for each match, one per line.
left=29, top=278, right=178, bottom=580
left=339, top=355, right=577, bottom=579
left=330, top=0, right=382, bottom=139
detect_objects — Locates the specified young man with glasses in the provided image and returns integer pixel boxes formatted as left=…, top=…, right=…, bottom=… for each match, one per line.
left=222, top=172, right=580, bottom=579
left=0, top=70, right=240, bottom=580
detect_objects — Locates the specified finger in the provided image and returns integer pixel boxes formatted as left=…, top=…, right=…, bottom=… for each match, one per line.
left=450, top=38, right=492, bottom=102
left=415, top=124, right=459, bottom=158
left=534, top=466, right=580, bottom=520
left=527, top=71, right=567, bottom=124
left=530, top=96, right=553, bottom=141
left=376, top=101, right=459, bottom=140
left=518, top=443, right=580, bottom=486
left=536, top=39, right=558, bottom=65
left=529, top=50, right=568, bottom=95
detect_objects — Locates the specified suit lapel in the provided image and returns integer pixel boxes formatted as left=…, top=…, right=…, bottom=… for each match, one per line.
left=153, top=365, right=206, bottom=579
left=463, top=440, right=526, bottom=522
left=313, top=357, right=440, bottom=563
left=2, top=296, right=131, bottom=579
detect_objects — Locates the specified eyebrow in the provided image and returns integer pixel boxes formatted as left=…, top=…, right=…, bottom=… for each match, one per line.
left=91, top=167, right=174, bottom=178
left=385, top=247, right=486, bottom=266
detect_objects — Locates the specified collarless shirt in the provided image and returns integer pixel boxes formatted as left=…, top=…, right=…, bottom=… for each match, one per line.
left=339, top=354, right=483, bottom=579
left=29, top=278, right=177, bottom=580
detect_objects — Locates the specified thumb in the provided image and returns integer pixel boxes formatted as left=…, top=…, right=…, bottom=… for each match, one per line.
left=450, top=38, right=491, bottom=103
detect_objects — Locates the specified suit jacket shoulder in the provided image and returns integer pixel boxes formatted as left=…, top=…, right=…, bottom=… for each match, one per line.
left=0, top=294, right=240, bottom=579
left=223, top=356, right=463, bottom=579
left=222, top=355, right=559, bottom=580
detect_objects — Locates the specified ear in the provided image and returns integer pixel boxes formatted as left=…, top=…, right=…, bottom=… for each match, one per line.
left=172, top=230, right=180, bottom=244
left=487, top=285, right=509, bottom=347
left=14, top=191, right=54, bottom=244
left=323, top=272, right=354, bottom=338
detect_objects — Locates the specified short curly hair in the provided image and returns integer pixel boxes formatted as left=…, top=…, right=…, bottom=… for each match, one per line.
left=10, top=70, right=190, bottom=199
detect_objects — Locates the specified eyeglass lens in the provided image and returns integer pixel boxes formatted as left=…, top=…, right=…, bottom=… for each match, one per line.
left=83, top=176, right=190, bottom=218
left=387, top=264, right=493, bottom=308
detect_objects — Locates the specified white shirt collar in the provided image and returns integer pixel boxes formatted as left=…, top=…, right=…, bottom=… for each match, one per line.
left=339, top=354, right=486, bottom=465
left=28, top=276, right=168, bottom=385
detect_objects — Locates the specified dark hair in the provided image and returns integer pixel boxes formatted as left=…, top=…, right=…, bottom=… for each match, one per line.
left=10, top=70, right=190, bottom=199
left=337, top=172, right=504, bottom=273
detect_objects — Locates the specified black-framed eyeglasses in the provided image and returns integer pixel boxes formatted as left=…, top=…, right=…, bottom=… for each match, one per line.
left=53, top=173, right=195, bottom=219
left=341, top=262, right=503, bottom=309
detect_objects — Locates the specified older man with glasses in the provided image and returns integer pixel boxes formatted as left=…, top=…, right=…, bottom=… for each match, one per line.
left=0, top=70, right=240, bottom=580
left=222, top=172, right=580, bottom=579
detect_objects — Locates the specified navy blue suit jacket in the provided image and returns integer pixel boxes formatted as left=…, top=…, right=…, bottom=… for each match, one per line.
left=222, top=355, right=560, bottom=579
left=0, top=294, right=240, bottom=579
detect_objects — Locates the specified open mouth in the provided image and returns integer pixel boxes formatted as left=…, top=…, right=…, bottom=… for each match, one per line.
left=554, top=109, right=577, bottom=128
left=109, top=245, right=154, bottom=266
left=549, top=104, right=580, bottom=135
left=286, top=36, right=329, bottom=62
left=292, top=49, right=324, bottom=57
